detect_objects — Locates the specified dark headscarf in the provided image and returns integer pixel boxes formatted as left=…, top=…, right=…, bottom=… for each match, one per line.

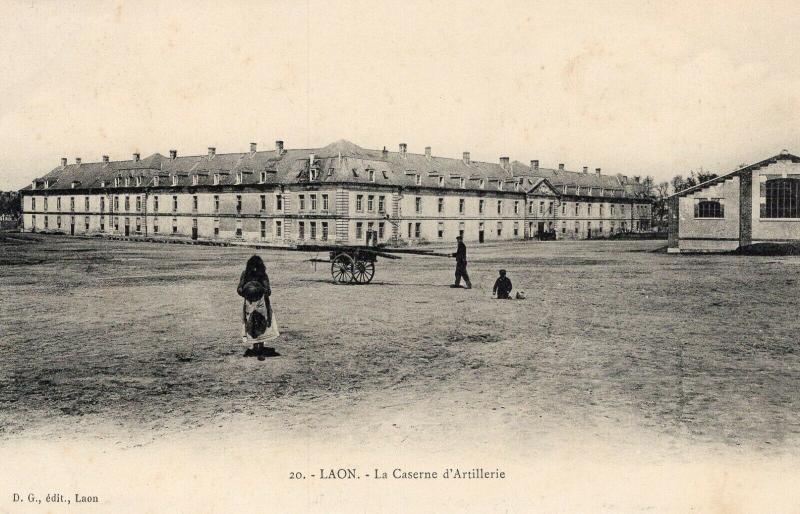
left=243, top=255, right=267, bottom=284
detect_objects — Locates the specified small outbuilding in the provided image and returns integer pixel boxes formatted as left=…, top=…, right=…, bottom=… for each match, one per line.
left=668, top=150, right=800, bottom=253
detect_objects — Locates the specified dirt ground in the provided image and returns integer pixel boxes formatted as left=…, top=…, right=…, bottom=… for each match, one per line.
left=2, top=233, right=800, bottom=456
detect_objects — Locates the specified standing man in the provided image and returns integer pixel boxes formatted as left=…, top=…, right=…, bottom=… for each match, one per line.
left=451, top=235, right=472, bottom=289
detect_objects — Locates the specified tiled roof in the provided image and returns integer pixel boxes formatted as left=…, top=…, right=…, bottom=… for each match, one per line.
left=25, top=140, right=651, bottom=200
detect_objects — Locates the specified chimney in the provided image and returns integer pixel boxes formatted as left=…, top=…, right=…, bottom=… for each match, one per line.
left=132, top=153, right=140, bottom=162
left=582, top=166, right=588, bottom=174
left=102, top=155, right=109, bottom=163
left=462, top=152, right=471, bottom=164
left=75, top=157, right=82, bottom=165
left=275, top=140, right=284, bottom=154
left=634, top=176, right=640, bottom=183
left=399, top=143, right=407, bottom=156
left=425, top=146, right=431, bottom=159
left=250, top=142, right=257, bottom=153
left=530, top=160, right=539, bottom=170
left=382, top=146, right=388, bottom=158
left=169, top=149, right=177, bottom=160
left=500, top=156, right=510, bottom=169
left=558, top=163, right=565, bottom=170
left=60, top=158, right=67, bottom=167
left=207, top=147, right=215, bottom=158
left=595, top=168, right=601, bottom=176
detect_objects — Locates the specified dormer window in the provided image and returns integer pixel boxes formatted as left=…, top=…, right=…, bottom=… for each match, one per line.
left=235, top=172, right=242, bottom=184
left=310, top=168, right=319, bottom=181
left=124, top=177, right=130, bottom=187
left=100, top=180, right=106, bottom=188
left=460, top=178, right=466, bottom=189
left=369, top=170, right=375, bottom=182
left=328, top=168, right=334, bottom=176
left=438, top=176, right=444, bottom=187
left=171, top=175, right=178, bottom=186
left=192, top=175, right=198, bottom=186
left=213, top=173, right=220, bottom=185
left=31, top=181, right=36, bottom=190
left=563, top=185, right=568, bottom=194
left=44, top=180, right=49, bottom=189
left=153, top=176, right=159, bottom=187
left=498, top=181, right=503, bottom=191
left=480, top=179, right=485, bottom=189
left=114, top=177, right=120, bottom=187
left=260, top=171, right=266, bottom=183
left=135, top=177, right=142, bottom=187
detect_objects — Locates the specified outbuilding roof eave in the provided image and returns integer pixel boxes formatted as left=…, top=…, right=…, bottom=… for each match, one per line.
left=668, top=152, right=800, bottom=199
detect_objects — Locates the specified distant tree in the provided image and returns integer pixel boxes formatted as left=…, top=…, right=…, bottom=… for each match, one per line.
left=652, top=181, right=670, bottom=228
left=0, top=191, right=21, bottom=219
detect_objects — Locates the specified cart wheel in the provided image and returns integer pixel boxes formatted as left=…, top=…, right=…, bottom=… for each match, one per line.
left=331, top=253, right=354, bottom=284
left=352, top=258, right=375, bottom=284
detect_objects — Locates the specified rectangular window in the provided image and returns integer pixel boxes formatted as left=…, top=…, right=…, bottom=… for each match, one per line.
left=437, top=222, right=444, bottom=238
left=172, top=196, right=178, bottom=212
left=562, top=203, right=566, bottom=215
left=260, top=195, right=266, bottom=211
left=260, top=171, right=266, bottom=183
left=43, top=197, right=48, bottom=211
left=153, top=196, right=159, bottom=212
left=236, top=195, right=242, bottom=213
left=610, top=204, right=615, bottom=215
left=70, top=197, right=75, bottom=211
left=588, top=204, right=592, bottom=216
left=276, top=194, right=283, bottom=211
left=367, top=195, right=374, bottom=212
left=44, top=216, right=48, bottom=229
left=235, top=219, right=242, bottom=238
left=497, top=222, right=503, bottom=236
left=213, top=195, right=219, bottom=212
left=408, top=223, right=412, bottom=238
left=172, top=218, right=178, bottom=234
left=514, top=201, right=519, bottom=215
left=355, top=222, right=363, bottom=240
left=497, top=200, right=502, bottom=214
left=298, top=221, right=305, bottom=240
left=192, top=195, right=198, bottom=211
left=548, top=201, right=553, bottom=215
left=275, top=220, right=282, bottom=238
left=213, top=219, right=219, bottom=236
left=57, top=197, right=61, bottom=210
left=415, top=222, right=421, bottom=238
left=260, top=220, right=267, bottom=239
left=84, top=197, right=89, bottom=211
left=378, top=222, right=384, bottom=239
left=114, top=217, right=119, bottom=231
left=479, top=199, right=485, bottom=214
left=575, top=222, right=580, bottom=234
left=322, top=222, right=329, bottom=241
left=438, top=197, right=444, bottom=213
left=378, top=196, right=385, bottom=213
left=310, top=222, right=317, bottom=240
left=322, top=194, right=329, bottom=211
left=459, top=198, right=465, bottom=214
left=513, top=222, right=519, bottom=236
left=695, top=198, right=725, bottom=218
left=415, top=197, right=422, bottom=213
left=99, top=217, right=103, bottom=231
left=311, top=194, right=317, bottom=211
left=299, top=195, right=305, bottom=210
left=85, top=216, right=90, bottom=231
left=356, top=195, right=363, bottom=212
left=32, top=198, right=36, bottom=210
left=124, top=196, right=130, bottom=211
left=135, top=217, right=141, bottom=233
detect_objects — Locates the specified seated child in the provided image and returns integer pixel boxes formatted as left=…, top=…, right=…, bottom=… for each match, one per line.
left=493, top=269, right=513, bottom=299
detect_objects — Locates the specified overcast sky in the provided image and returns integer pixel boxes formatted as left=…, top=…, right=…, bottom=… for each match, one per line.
left=1, top=0, right=799, bottom=190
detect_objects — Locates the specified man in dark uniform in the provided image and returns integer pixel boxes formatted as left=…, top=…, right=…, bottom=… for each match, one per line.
left=493, top=269, right=513, bottom=299
left=451, top=236, right=472, bottom=289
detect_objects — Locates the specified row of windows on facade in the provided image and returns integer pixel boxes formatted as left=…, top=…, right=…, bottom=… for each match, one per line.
left=693, top=179, right=800, bottom=219
left=29, top=194, right=641, bottom=218
left=37, top=169, right=627, bottom=198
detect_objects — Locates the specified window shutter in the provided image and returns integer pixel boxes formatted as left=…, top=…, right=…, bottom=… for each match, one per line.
left=693, top=200, right=699, bottom=218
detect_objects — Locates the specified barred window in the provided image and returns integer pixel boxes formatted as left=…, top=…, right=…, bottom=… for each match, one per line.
left=695, top=199, right=724, bottom=218
left=764, top=178, right=800, bottom=218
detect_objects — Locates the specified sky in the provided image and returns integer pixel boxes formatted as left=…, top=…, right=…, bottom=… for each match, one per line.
left=1, top=0, right=800, bottom=190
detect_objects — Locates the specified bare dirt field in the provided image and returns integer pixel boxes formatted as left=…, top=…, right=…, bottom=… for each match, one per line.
left=2, top=233, right=800, bottom=457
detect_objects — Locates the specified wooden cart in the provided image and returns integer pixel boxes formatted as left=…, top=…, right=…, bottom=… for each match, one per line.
left=295, top=244, right=451, bottom=285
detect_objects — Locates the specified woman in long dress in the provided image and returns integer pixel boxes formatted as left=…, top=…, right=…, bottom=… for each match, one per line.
left=237, top=255, right=279, bottom=355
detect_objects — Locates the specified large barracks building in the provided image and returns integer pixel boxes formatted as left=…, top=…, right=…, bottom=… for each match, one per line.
left=20, top=140, right=652, bottom=244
